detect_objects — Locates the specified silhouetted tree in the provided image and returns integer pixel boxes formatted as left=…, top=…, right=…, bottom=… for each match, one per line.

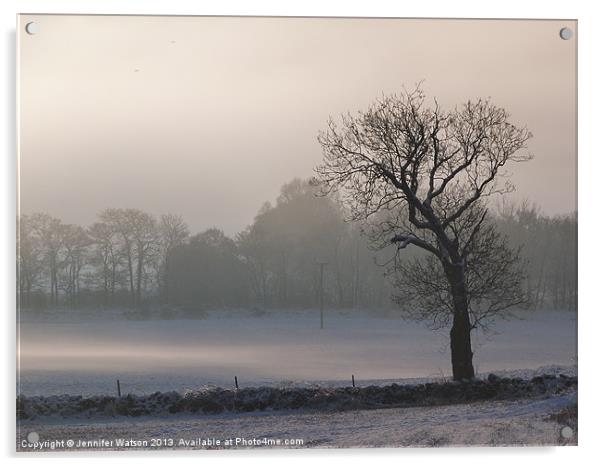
left=157, top=213, right=189, bottom=303
left=169, top=228, right=248, bottom=310
left=17, top=214, right=43, bottom=307
left=237, top=179, right=383, bottom=309
left=99, top=208, right=158, bottom=308
left=237, top=220, right=271, bottom=307
left=316, top=86, right=532, bottom=380
left=60, top=224, right=90, bottom=307
left=88, top=221, right=124, bottom=307
left=28, top=213, right=65, bottom=306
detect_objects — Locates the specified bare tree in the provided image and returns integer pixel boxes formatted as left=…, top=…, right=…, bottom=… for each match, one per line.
left=316, top=86, right=532, bottom=380
left=17, top=214, right=43, bottom=307
left=392, top=216, right=527, bottom=332
left=99, top=209, right=136, bottom=307
left=28, top=213, right=65, bottom=306
left=158, top=213, right=189, bottom=303
left=237, top=224, right=271, bottom=307
left=88, top=221, right=123, bottom=306
left=99, top=208, right=158, bottom=309
left=60, top=224, right=90, bottom=307
left=127, top=209, right=158, bottom=308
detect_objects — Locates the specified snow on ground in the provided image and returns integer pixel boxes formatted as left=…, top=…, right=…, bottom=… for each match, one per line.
left=17, top=392, right=577, bottom=450
left=17, top=309, right=577, bottom=450
left=18, top=309, right=577, bottom=397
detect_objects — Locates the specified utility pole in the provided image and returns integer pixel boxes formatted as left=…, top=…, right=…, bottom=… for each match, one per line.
left=318, top=261, right=327, bottom=329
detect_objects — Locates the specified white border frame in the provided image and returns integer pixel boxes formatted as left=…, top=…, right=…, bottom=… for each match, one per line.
left=2, top=1, right=599, bottom=464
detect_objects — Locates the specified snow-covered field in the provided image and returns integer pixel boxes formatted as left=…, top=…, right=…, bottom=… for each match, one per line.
left=18, top=309, right=576, bottom=396
left=17, top=392, right=577, bottom=450
left=17, top=309, right=577, bottom=450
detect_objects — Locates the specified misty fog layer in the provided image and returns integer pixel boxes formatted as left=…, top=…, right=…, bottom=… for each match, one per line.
left=18, top=310, right=576, bottom=396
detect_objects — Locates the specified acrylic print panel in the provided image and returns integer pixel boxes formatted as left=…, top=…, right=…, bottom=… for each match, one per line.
left=17, top=15, right=577, bottom=451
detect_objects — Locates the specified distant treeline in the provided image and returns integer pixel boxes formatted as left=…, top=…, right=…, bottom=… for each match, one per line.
left=496, top=202, right=577, bottom=312
left=17, top=179, right=576, bottom=313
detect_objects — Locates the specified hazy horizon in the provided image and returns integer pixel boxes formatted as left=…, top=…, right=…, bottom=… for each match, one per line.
left=19, top=16, right=577, bottom=235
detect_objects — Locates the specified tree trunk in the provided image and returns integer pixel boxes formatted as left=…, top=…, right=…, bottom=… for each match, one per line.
left=450, top=305, right=475, bottom=380
left=446, top=264, right=475, bottom=380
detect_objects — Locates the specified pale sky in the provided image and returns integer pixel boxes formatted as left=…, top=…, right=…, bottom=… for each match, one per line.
left=18, top=15, right=577, bottom=234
